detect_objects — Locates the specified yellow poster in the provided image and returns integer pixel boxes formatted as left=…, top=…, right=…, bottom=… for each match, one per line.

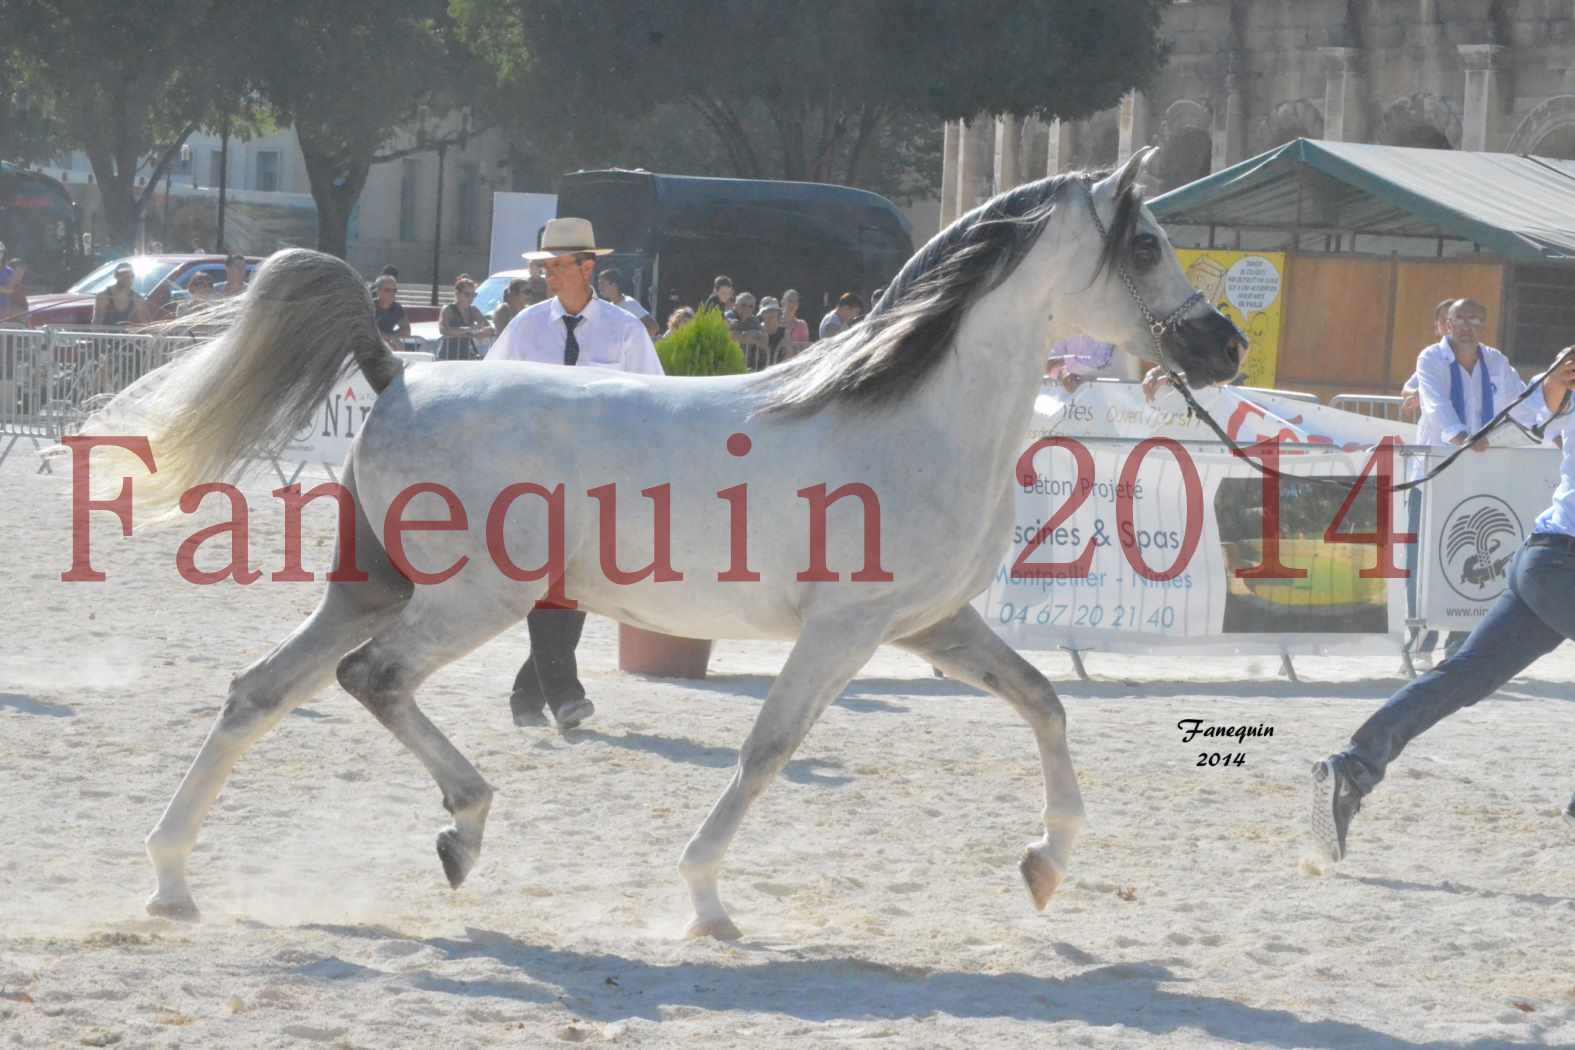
left=1174, top=249, right=1285, bottom=389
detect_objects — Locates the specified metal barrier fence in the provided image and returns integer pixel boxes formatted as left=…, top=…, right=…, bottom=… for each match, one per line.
left=736, top=332, right=810, bottom=372
left=1330, top=393, right=1405, bottom=420
left=0, top=325, right=204, bottom=468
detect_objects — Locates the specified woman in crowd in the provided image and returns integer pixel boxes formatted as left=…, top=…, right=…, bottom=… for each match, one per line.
left=176, top=272, right=215, bottom=317
left=780, top=288, right=810, bottom=345
left=438, top=274, right=494, bottom=361
left=759, top=296, right=788, bottom=361
left=664, top=306, right=694, bottom=338
left=372, top=275, right=410, bottom=352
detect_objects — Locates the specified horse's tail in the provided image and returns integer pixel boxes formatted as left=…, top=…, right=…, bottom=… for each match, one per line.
left=83, top=249, right=399, bottom=515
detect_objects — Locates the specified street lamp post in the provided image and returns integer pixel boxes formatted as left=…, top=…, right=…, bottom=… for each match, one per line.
left=430, top=138, right=446, bottom=308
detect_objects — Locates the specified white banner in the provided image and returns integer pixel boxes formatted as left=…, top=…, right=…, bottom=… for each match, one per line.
left=278, top=352, right=432, bottom=470
left=1415, top=447, right=1563, bottom=631
left=980, top=381, right=1421, bottom=655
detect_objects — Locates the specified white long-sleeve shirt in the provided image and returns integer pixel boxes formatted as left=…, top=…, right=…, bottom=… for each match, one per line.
left=1532, top=395, right=1575, bottom=537
left=1414, top=339, right=1538, bottom=446
left=484, top=295, right=664, bottom=375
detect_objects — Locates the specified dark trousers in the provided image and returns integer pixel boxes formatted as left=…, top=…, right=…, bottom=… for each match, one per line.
left=1341, top=541, right=1573, bottom=795
left=510, top=607, right=588, bottom=718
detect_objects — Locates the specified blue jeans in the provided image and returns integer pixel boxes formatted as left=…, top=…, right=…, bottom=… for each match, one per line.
left=1341, top=541, right=1575, bottom=795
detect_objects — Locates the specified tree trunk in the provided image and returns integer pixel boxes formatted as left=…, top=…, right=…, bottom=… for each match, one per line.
left=83, top=143, right=140, bottom=254
left=300, top=138, right=371, bottom=261
left=842, top=105, right=884, bottom=187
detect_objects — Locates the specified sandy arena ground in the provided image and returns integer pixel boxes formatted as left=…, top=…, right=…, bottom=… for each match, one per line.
left=3, top=450, right=1574, bottom=1049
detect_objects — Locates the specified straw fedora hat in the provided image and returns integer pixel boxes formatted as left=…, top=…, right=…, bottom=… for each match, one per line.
left=523, top=217, right=615, bottom=261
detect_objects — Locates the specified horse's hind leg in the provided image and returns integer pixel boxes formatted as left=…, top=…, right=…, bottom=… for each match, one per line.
left=145, top=469, right=411, bottom=919
left=679, top=617, right=886, bottom=940
left=336, top=592, right=530, bottom=891
left=895, top=605, right=1085, bottom=911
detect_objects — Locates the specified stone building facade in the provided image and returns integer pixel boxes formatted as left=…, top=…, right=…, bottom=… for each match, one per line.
left=937, top=0, right=1575, bottom=235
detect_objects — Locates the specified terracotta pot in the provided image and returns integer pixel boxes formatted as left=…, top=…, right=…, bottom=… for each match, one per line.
left=617, top=623, right=714, bottom=678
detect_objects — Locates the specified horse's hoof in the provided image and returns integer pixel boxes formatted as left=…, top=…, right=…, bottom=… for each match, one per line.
left=1020, top=845, right=1065, bottom=911
left=146, top=892, right=201, bottom=922
left=436, top=828, right=478, bottom=890
left=685, top=915, right=742, bottom=941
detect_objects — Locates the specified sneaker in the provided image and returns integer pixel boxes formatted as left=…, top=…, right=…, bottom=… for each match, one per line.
left=554, top=697, right=594, bottom=730
left=510, top=691, right=549, bottom=728
left=1310, top=757, right=1362, bottom=862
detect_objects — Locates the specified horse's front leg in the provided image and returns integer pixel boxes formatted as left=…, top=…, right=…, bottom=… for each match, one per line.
left=679, top=616, right=886, bottom=940
left=896, top=605, right=1084, bottom=910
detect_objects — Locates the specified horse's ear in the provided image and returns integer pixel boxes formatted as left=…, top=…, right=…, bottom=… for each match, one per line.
left=1113, top=146, right=1155, bottom=199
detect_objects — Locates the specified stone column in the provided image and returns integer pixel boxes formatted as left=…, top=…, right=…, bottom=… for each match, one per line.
left=955, top=116, right=992, bottom=217
left=1045, top=118, right=1077, bottom=175
left=939, top=121, right=960, bottom=228
left=1319, top=46, right=1366, bottom=142
left=1213, top=63, right=1247, bottom=170
left=1117, top=90, right=1150, bottom=163
left=1459, top=44, right=1511, bottom=152
left=993, top=114, right=1022, bottom=194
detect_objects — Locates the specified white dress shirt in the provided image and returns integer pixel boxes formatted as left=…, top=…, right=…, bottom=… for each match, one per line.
left=484, top=295, right=664, bottom=374
left=1414, top=339, right=1538, bottom=447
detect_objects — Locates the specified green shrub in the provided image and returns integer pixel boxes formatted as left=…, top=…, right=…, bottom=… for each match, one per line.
left=655, top=307, right=747, bottom=377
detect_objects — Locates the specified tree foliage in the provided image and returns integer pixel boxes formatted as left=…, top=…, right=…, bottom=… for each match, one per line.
left=457, top=0, right=1167, bottom=188
left=655, top=308, right=746, bottom=376
left=0, top=1, right=241, bottom=252
left=246, top=0, right=489, bottom=258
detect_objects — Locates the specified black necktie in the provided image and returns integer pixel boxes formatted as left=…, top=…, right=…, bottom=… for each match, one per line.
left=562, top=314, right=582, bottom=366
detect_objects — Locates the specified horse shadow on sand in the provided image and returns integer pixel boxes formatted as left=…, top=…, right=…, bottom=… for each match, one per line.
left=0, top=692, right=75, bottom=717
left=290, top=924, right=1535, bottom=1049
left=567, top=728, right=853, bottom=787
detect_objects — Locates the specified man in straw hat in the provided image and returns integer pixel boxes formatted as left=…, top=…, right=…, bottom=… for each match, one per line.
left=485, top=217, right=664, bottom=730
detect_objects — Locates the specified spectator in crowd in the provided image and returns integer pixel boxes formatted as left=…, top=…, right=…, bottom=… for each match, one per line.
left=819, top=291, right=864, bottom=340
left=597, top=266, right=660, bottom=339
left=1399, top=299, right=1456, bottom=423
left=92, top=262, right=148, bottom=326
left=176, top=271, right=215, bottom=317
left=438, top=274, right=495, bottom=361
left=729, top=291, right=762, bottom=333
left=664, top=306, right=695, bottom=337
left=380, top=265, right=400, bottom=280
left=216, top=252, right=249, bottom=297
left=1399, top=299, right=1460, bottom=665
left=485, top=217, right=664, bottom=731
left=0, top=255, right=27, bottom=323
left=371, top=274, right=409, bottom=351
left=1412, top=298, right=1540, bottom=665
left=1310, top=348, right=1575, bottom=863
left=781, top=289, right=810, bottom=345
left=759, top=296, right=788, bottom=359
left=492, top=277, right=533, bottom=334
left=1045, top=334, right=1117, bottom=394
left=702, top=274, right=735, bottom=314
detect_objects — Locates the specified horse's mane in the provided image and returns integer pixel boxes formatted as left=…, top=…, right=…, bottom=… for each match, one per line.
left=753, top=167, right=1140, bottom=416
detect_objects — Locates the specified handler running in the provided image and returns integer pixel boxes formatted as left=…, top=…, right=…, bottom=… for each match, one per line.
left=485, top=218, right=664, bottom=729
left=1310, top=348, right=1575, bottom=860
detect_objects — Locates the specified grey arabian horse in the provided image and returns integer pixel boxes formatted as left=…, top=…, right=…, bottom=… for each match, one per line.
left=112, top=148, right=1242, bottom=939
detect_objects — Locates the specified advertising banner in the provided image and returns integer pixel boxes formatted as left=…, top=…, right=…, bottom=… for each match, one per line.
left=278, top=352, right=432, bottom=472
left=1174, top=249, right=1286, bottom=389
left=980, top=380, right=1418, bottom=655
left=1415, top=446, right=1563, bottom=631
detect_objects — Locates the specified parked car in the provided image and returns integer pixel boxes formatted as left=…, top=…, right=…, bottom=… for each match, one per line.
left=24, top=255, right=263, bottom=327
left=24, top=254, right=444, bottom=328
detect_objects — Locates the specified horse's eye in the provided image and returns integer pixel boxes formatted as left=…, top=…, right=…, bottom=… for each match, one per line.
left=1132, top=234, right=1160, bottom=271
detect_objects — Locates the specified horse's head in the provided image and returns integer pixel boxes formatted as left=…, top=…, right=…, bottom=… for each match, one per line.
left=1076, top=149, right=1245, bottom=387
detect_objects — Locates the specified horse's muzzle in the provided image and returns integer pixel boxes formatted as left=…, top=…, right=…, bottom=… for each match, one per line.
left=1166, top=310, right=1246, bottom=387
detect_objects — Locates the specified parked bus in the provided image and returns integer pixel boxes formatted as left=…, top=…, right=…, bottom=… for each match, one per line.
left=555, top=170, right=914, bottom=330
left=0, top=163, right=83, bottom=293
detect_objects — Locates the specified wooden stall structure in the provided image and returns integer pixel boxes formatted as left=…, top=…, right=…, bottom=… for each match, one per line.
left=1150, top=139, right=1575, bottom=403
